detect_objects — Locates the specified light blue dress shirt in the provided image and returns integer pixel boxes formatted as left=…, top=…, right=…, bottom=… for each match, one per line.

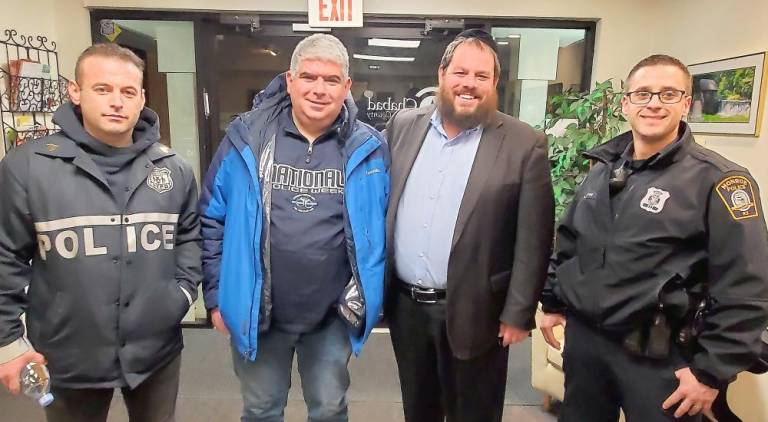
left=394, top=111, right=483, bottom=289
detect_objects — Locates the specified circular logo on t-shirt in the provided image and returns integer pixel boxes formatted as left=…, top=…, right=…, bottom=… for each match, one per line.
left=291, top=194, right=318, bottom=213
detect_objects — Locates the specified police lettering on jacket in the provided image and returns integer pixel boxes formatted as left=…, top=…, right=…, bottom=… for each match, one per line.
left=35, top=212, right=179, bottom=260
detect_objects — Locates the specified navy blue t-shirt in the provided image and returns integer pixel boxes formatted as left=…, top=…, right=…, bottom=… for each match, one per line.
left=269, top=108, right=352, bottom=333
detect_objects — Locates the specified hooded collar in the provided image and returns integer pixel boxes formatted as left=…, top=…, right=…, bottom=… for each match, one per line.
left=49, top=102, right=160, bottom=157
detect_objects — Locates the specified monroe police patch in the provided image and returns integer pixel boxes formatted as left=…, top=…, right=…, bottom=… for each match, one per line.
left=716, top=175, right=759, bottom=220
left=147, top=167, right=174, bottom=194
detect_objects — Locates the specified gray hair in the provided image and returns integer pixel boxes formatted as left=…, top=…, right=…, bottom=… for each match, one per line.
left=439, top=37, right=500, bottom=79
left=290, top=34, right=350, bottom=79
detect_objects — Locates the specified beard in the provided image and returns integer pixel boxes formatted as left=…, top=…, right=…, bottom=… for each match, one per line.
left=436, top=84, right=498, bottom=130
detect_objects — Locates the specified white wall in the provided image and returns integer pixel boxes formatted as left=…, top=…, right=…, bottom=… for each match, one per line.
left=0, top=0, right=57, bottom=42
left=51, top=0, right=92, bottom=81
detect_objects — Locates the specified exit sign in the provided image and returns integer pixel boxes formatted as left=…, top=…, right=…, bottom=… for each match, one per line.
left=308, top=0, right=362, bottom=27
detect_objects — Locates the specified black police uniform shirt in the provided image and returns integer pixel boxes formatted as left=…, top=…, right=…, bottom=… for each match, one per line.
left=542, top=122, right=768, bottom=387
left=268, top=107, right=352, bottom=334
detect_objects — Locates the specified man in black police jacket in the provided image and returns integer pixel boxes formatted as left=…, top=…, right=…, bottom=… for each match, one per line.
left=0, top=44, right=200, bottom=422
left=540, top=54, right=768, bottom=421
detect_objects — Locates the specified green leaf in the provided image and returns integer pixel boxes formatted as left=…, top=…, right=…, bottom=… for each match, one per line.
left=576, top=105, right=589, bottom=122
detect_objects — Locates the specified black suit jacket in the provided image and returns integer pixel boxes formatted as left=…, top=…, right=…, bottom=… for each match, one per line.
left=384, top=105, right=554, bottom=359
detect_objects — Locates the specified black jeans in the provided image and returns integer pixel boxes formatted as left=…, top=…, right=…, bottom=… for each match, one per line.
left=389, top=289, right=509, bottom=422
left=45, top=353, right=182, bottom=422
left=560, top=316, right=701, bottom=422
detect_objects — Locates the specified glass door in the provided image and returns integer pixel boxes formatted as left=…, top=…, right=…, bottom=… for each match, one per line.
left=206, top=16, right=594, bottom=133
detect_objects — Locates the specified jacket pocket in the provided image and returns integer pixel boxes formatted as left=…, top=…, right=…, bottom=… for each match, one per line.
left=147, top=281, right=190, bottom=335
left=576, top=238, right=605, bottom=273
left=554, top=257, right=587, bottom=310
left=171, top=282, right=192, bottom=318
left=44, top=292, right=65, bottom=323
left=489, top=269, right=512, bottom=292
left=39, top=292, right=69, bottom=344
left=177, top=284, right=194, bottom=307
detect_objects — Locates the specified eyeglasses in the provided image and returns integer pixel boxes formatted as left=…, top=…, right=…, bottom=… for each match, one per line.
left=624, top=89, right=687, bottom=105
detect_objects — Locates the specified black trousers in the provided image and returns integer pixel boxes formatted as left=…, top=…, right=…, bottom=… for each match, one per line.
left=389, top=289, right=509, bottom=422
left=561, top=316, right=702, bottom=422
left=45, top=353, right=182, bottom=422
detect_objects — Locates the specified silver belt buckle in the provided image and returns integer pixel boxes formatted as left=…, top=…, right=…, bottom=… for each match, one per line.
left=412, top=286, right=437, bottom=304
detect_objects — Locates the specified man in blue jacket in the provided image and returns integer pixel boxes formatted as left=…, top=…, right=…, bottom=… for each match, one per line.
left=199, top=34, right=389, bottom=422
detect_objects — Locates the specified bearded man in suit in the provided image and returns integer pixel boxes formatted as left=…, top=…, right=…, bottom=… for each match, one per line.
left=384, top=28, right=555, bottom=422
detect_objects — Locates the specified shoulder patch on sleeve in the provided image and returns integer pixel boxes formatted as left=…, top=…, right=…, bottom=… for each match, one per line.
left=716, top=175, right=759, bottom=220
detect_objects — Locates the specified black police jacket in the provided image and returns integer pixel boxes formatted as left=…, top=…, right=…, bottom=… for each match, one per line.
left=542, top=122, right=768, bottom=388
left=0, top=106, right=202, bottom=389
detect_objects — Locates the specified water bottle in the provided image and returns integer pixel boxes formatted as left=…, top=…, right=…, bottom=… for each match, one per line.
left=20, top=362, right=54, bottom=407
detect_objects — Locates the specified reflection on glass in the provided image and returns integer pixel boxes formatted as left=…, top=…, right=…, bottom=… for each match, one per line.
left=491, top=27, right=586, bottom=126
left=213, top=24, right=587, bottom=133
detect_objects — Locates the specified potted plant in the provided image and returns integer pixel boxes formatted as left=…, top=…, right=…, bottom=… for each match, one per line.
left=540, top=80, right=626, bottom=221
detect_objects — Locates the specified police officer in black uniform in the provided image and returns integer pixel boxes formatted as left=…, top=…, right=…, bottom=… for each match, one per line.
left=540, top=54, right=768, bottom=421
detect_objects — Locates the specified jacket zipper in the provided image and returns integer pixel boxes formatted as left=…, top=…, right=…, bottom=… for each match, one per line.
left=250, top=134, right=276, bottom=357
left=306, top=142, right=313, bottom=164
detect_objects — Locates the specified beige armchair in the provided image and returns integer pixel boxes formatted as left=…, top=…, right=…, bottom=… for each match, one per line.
left=727, top=371, right=768, bottom=422
left=531, top=308, right=767, bottom=421
left=531, top=308, right=565, bottom=411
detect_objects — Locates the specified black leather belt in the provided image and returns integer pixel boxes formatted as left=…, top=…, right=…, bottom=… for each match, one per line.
left=397, top=281, right=446, bottom=304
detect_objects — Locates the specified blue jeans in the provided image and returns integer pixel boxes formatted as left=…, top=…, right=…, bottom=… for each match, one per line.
left=231, top=316, right=352, bottom=422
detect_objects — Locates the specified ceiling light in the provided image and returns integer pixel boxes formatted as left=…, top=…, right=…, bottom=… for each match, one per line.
left=368, top=38, right=420, bottom=48
left=497, top=41, right=509, bottom=46
left=292, top=23, right=331, bottom=32
left=507, top=34, right=521, bottom=39
left=353, top=54, right=415, bottom=62
left=253, top=47, right=278, bottom=56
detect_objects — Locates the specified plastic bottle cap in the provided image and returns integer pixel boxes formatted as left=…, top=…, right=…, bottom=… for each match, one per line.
left=38, top=393, right=54, bottom=407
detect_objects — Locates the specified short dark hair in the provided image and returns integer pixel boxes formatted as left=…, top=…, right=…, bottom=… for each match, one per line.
left=627, top=54, right=692, bottom=93
left=440, top=28, right=501, bottom=79
left=75, top=43, right=145, bottom=83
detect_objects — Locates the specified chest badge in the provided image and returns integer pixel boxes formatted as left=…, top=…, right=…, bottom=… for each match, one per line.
left=640, top=187, right=670, bottom=214
left=147, top=167, right=174, bottom=194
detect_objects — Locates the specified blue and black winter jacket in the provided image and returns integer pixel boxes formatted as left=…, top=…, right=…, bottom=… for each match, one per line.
left=199, top=73, right=389, bottom=360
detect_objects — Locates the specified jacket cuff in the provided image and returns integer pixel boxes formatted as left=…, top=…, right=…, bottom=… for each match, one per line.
left=0, top=337, right=31, bottom=364
left=203, top=290, right=219, bottom=310
left=540, top=298, right=568, bottom=315
left=500, top=307, right=536, bottom=331
left=690, top=366, right=727, bottom=390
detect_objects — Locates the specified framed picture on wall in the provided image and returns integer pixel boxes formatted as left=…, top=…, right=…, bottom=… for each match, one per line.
left=688, top=52, right=766, bottom=136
